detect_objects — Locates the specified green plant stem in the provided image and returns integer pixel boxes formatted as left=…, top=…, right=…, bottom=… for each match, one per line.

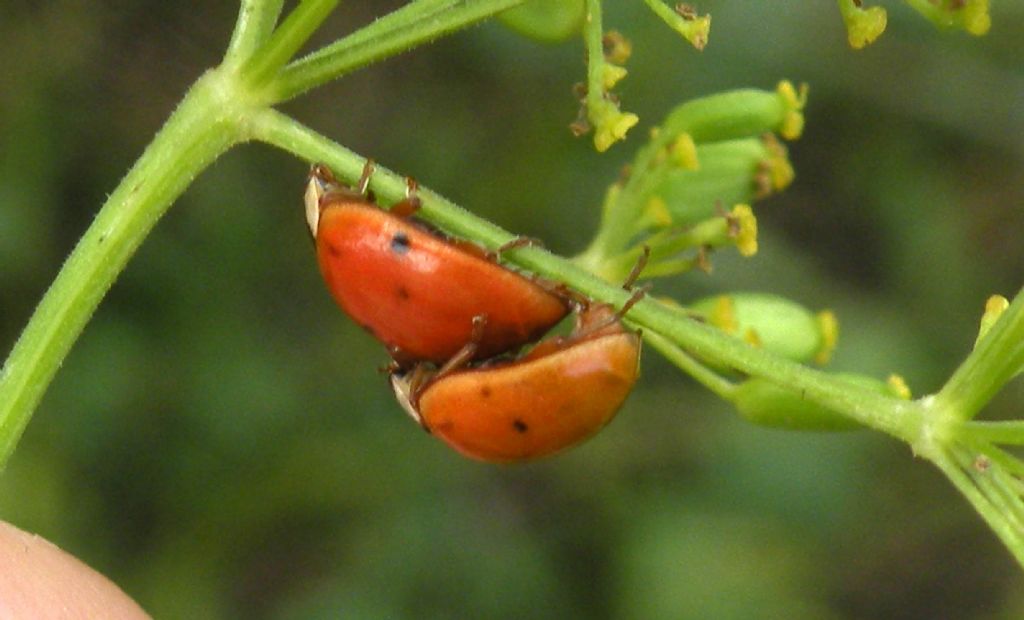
left=248, top=108, right=923, bottom=445
left=643, top=331, right=736, bottom=400
left=641, top=0, right=677, bottom=26
left=632, top=300, right=923, bottom=443
left=936, top=287, right=1024, bottom=421
left=247, top=108, right=516, bottom=239
left=952, top=444, right=1024, bottom=546
left=241, top=0, right=340, bottom=89
left=0, top=69, right=247, bottom=469
left=973, top=465, right=1024, bottom=533
left=224, top=0, right=286, bottom=66
left=583, top=0, right=605, bottom=113
left=963, top=421, right=1024, bottom=446
left=932, top=448, right=1024, bottom=568
left=270, top=0, right=525, bottom=102
left=976, top=443, right=1024, bottom=480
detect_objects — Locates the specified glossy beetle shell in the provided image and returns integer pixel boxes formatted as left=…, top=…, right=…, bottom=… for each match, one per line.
left=392, top=305, right=641, bottom=462
left=309, top=177, right=568, bottom=364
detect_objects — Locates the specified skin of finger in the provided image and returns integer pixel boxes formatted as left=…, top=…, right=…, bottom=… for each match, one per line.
left=0, top=521, right=150, bottom=619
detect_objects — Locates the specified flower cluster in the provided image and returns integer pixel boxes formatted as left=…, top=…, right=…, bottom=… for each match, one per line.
left=838, top=0, right=990, bottom=49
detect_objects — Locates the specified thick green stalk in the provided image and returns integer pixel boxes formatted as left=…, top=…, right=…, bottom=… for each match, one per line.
left=0, top=69, right=249, bottom=469
left=936, top=287, right=1024, bottom=421
left=224, top=0, right=286, bottom=66
left=240, top=0, right=340, bottom=88
left=934, top=448, right=1024, bottom=568
left=270, top=0, right=524, bottom=102
left=963, top=421, right=1024, bottom=445
left=643, top=331, right=737, bottom=401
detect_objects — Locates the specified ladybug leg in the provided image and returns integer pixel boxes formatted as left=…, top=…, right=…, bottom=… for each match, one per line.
left=356, top=158, right=376, bottom=195
left=573, top=245, right=650, bottom=337
left=543, top=282, right=588, bottom=308
left=575, top=287, right=650, bottom=339
left=379, top=355, right=413, bottom=375
left=411, top=314, right=488, bottom=403
left=486, top=236, right=542, bottom=261
left=616, top=285, right=649, bottom=320
left=622, top=245, right=651, bottom=290
left=614, top=245, right=652, bottom=322
left=384, top=344, right=420, bottom=371
left=309, top=163, right=338, bottom=187
left=388, top=177, right=422, bottom=218
left=308, top=163, right=375, bottom=227
left=436, top=315, right=488, bottom=379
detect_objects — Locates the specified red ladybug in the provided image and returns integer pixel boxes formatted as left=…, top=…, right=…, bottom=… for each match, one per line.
left=306, top=163, right=569, bottom=365
left=391, top=303, right=641, bottom=462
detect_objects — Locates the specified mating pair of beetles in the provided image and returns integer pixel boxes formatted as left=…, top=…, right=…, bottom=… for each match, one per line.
left=304, top=163, right=642, bottom=463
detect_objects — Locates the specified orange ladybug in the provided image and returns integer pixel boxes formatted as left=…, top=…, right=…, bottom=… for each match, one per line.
left=306, top=163, right=569, bottom=365
left=391, top=303, right=641, bottom=462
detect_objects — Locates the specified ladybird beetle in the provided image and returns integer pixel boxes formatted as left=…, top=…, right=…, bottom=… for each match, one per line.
left=390, top=302, right=641, bottom=462
left=306, top=163, right=569, bottom=365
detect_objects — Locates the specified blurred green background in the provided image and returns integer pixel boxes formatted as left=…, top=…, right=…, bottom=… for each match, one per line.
left=2, top=1, right=1023, bottom=618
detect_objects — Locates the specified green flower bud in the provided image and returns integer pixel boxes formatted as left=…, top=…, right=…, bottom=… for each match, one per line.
left=574, top=86, right=804, bottom=281
left=690, top=293, right=835, bottom=365
left=776, top=81, right=807, bottom=141
left=905, top=0, right=990, bottom=35
left=500, top=0, right=585, bottom=42
left=658, top=81, right=806, bottom=147
left=592, top=102, right=639, bottom=152
left=976, top=294, right=1010, bottom=347
left=731, top=205, right=758, bottom=257
left=837, top=0, right=887, bottom=49
left=602, top=31, right=632, bottom=64
left=601, top=63, right=629, bottom=90
left=962, top=0, right=992, bottom=34
left=652, top=137, right=790, bottom=227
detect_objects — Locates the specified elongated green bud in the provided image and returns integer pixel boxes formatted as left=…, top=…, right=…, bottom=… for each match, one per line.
left=690, top=293, right=836, bottom=365
left=500, top=0, right=585, bottom=42
left=733, top=373, right=906, bottom=431
left=653, top=136, right=792, bottom=227
left=663, top=81, right=807, bottom=144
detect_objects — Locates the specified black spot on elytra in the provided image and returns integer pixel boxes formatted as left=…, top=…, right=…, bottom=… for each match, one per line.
left=479, top=385, right=492, bottom=398
left=326, top=242, right=343, bottom=258
left=513, top=419, right=528, bottom=433
left=391, top=232, right=411, bottom=254
left=396, top=286, right=411, bottom=301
